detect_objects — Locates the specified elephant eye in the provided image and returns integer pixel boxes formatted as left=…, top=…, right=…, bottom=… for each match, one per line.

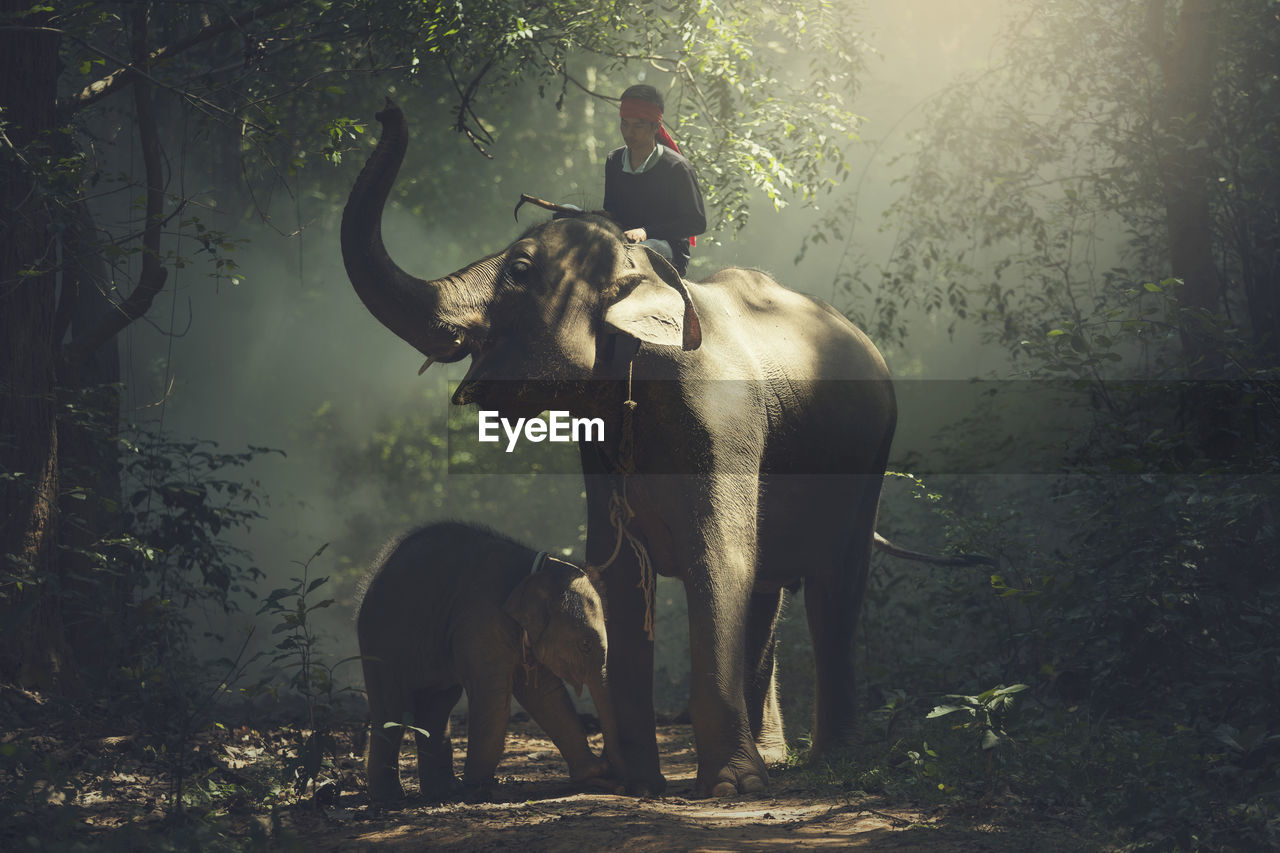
left=507, top=257, right=535, bottom=282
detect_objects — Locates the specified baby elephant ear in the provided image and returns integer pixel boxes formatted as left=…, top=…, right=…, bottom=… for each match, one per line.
left=603, top=245, right=702, bottom=351
left=503, top=573, right=551, bottom=646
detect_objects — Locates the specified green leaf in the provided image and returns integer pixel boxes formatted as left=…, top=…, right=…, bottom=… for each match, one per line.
left=383, top=721, right=433, bottom=738
left=993, top=684, right=1029, bottom=696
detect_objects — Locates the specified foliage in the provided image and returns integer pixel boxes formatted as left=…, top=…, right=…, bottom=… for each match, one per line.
left=252, top=544, right=360, bottom=798
left=814, top=331, right=1280, bottom=849
left=7, top=2, right=1280, bottom=848
left=108, top=430, right=279, bottom=813
left=0, top=409, right=279, bottom=816
left=811, top=0, right=1280, bottom=369
left=33, top=0, right=869, bottom=233
left=0, top=401, right=272, bottom=672
left=926, top=683, right=1028, bottom=755
left=782, top=7, right=1280, bottom=840
left=119, top=431, right=276, bottom=618
left=3, top=0, right=871, bottom=693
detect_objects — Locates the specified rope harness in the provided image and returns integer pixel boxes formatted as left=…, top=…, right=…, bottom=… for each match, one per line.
left=520, top=629, right=539, bottom=689
left=585, top=356, right=657, bottom=641
left=520, top=551, right=549, bottom=687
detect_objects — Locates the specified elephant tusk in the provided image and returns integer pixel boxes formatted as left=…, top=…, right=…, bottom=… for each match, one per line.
left=417, top=337, right=466, bottom=375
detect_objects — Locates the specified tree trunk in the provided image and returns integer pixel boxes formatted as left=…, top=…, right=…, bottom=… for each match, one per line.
left=58, top=202, right=126, bottom=671
left=1152, top=0, right=1238, bottom=457
left=1156, top=0, right=1222, bottom=360
left=0, top=1, right=76, bottom=687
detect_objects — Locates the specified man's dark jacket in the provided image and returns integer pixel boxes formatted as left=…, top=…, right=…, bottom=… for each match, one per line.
left=603, top=146, right=706, bottom=275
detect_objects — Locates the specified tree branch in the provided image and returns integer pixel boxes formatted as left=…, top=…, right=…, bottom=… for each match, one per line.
left=69, top=0, right=307, bottom=110
left=447, top=57, right=497, bottom=158
left=66, top=2, right=170, bottom=365
left=8, top=25, right=271, bottom=131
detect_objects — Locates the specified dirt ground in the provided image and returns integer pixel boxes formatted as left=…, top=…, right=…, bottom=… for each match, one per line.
left=285, top=719, right=1094, bottom=852
left=0, top=684, right=1097, bottom=851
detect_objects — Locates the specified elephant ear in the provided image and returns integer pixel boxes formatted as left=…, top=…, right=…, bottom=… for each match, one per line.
left=602, top=245, right=702, bottom=351
left=503, top=570, right=555, bottom=646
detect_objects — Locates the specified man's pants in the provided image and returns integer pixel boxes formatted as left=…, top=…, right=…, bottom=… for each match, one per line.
left=639, top=238, right=674, bottom=262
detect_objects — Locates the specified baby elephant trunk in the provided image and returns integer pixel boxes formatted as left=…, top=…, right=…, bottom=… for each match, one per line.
left=585, top=668, right=627, bottom=780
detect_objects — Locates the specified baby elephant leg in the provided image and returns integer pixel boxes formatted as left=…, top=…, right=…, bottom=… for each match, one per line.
left=513, top=666, right=606, bottom=784
left=461, top=676, right=515, bottom=792
left=413, top=685, right=462, bottom=801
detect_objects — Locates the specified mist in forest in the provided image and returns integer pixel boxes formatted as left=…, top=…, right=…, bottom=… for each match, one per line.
left=8, top=0, right=1279, bottom=843
left=111, top=0, right=1065, bottom=706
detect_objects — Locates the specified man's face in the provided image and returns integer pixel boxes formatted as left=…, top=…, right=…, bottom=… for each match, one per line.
left=621, top=117, right=657, bottom=154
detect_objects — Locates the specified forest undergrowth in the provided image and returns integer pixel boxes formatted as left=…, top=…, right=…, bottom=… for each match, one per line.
left=3, top=373, right=1278, bottom=851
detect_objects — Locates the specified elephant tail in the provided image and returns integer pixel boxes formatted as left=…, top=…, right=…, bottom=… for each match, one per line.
left=873, top=532, right=996, bottom=567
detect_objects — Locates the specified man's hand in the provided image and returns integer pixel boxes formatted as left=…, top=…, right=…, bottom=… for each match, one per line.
left=623, top=227, right=647, bottom=243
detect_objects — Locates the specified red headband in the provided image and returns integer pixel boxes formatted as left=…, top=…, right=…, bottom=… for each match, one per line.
left=620, top=98, right=680, bottom=155
left=620, top=98, right=662, bottom=124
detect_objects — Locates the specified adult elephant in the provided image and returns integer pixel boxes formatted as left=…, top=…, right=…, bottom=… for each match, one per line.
left=341, top=101, right=897, bottom=798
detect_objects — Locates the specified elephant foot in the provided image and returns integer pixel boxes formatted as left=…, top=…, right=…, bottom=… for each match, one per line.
left=623, top=774, right=667, bottom=798
left=695, top=754, right=770, bottom=798
left=577, top=775, right=627, bottom=795
left=568, top=755, right=611, bottom=785
left=459, top=779, right=496, bottom=804
left=418, top=774, right=462, bottom=803
left=805, top=731, right=860, bottom=767
left=697, top=771, right=768, bottom=798
left=367, top=778, right=407, bottom=804
left=571, top=757, right=625, bottom=794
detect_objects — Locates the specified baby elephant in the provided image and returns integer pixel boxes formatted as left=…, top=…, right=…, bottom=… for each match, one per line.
left=357, top=522, right=622, bottom=802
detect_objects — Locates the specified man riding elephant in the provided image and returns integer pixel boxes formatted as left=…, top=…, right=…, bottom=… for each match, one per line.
left=603, top=84, right=706, bottom=276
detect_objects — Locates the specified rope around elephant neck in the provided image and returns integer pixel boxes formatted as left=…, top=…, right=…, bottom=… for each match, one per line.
left=520, top=630, right=538, bottom=688
left=586, top=356, right=657, bottom=641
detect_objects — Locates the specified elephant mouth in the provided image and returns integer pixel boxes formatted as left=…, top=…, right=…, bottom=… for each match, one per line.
left=450, top=341, right=535, bottom=415
left=451, top=377, right=548, bottom=421
left=548, top=661, right=587, bottom=697
left=450, top=343, right=491, bottom=406
left=451, top=375, right=485, bottom=406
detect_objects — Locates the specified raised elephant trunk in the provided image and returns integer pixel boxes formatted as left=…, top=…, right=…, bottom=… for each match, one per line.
left=340, top=100, right=497, bottom=362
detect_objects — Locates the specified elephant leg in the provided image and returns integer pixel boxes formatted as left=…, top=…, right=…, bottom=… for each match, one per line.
left=412, top=684, right=462, bottom=800
left=367, top=723, right=405, bottom=802
left=364, top=665, right=407, bottom=802
left=685, top=563, right=769, bottom=797
left=598, top=550, right=664, bottom=795
left=513, top=665, right=605, bottom=783
left=804, top=489, right=877, bottom=758
left=461, top=674, right=514, bottom=788
left=744, top=589, right=787, bottom=765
